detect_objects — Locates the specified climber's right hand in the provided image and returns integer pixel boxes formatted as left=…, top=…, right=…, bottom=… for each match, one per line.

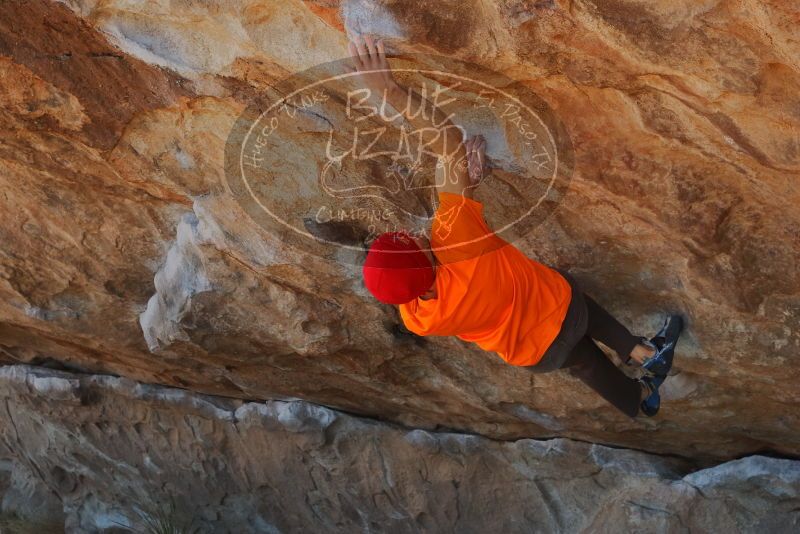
left=464, top=135, right=487, bottom=192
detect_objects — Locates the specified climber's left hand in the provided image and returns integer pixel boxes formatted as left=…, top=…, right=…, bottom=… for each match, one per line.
left=348, top=35, right=399, bottom=98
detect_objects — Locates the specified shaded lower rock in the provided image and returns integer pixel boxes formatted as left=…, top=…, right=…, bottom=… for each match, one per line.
left=1, top=0, right=799, bottom=463
left=0, top=366, right=798, bottom=533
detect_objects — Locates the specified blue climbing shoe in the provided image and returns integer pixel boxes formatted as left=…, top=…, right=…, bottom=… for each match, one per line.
left=639, top=374, right=663, bottom=417
left=642, top=315, right=683, bottom=378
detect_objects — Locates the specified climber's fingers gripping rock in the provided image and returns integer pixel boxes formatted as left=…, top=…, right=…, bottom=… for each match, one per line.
left=347, top=35, right=398, bottom=99
left=464, top=135, right=487, bottom=190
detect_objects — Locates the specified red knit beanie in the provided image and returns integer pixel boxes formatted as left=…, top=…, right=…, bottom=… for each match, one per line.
left=362, top=232, right=435, bottom=304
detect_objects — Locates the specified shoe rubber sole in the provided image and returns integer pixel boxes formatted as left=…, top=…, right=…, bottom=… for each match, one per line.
left=639, top=375, right=661, bottom=417
left=642, top=314, right=684, bottom=378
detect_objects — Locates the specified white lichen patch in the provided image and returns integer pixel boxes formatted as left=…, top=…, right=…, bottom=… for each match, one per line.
left=139, top=212, right=212, bottom=352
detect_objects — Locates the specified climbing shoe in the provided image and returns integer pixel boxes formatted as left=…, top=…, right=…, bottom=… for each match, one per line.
left=638, top=374, right=663, bottom=417
left=642, top=315, right=684, bottom=378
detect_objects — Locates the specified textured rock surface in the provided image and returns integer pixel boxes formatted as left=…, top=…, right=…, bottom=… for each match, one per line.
left=0, top=0, right=799, bottom=464
left=1, top=365, right=799, bottom=533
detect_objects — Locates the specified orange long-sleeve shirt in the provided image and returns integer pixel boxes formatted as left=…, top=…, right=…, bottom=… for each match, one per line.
left=399, top=192, right=571, bottom=366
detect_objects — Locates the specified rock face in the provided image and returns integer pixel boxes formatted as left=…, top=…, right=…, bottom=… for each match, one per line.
left=0, top=0, right=799, bottom=466
left=1, top=364, right=799, bottom=533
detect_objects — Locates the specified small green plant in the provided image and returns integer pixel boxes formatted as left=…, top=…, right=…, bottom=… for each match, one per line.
left=0, top=512, right=64, bottom=534
left=115, top=498, right=196, bottom=534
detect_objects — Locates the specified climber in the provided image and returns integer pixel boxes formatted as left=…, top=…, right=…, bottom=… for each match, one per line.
left=349, top=36, right=683, bottom=418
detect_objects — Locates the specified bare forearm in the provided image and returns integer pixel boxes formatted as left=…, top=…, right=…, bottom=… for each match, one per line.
left=348, top=35, right=470, bottom=195
left=384, top=83, right=464, bottom=159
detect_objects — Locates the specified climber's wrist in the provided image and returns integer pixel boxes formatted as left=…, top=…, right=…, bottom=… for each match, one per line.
left=384, top=82, right=406, bottom=104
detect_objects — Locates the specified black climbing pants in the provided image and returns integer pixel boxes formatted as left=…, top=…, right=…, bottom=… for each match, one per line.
left=528, top=272, right=644, bottom=418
